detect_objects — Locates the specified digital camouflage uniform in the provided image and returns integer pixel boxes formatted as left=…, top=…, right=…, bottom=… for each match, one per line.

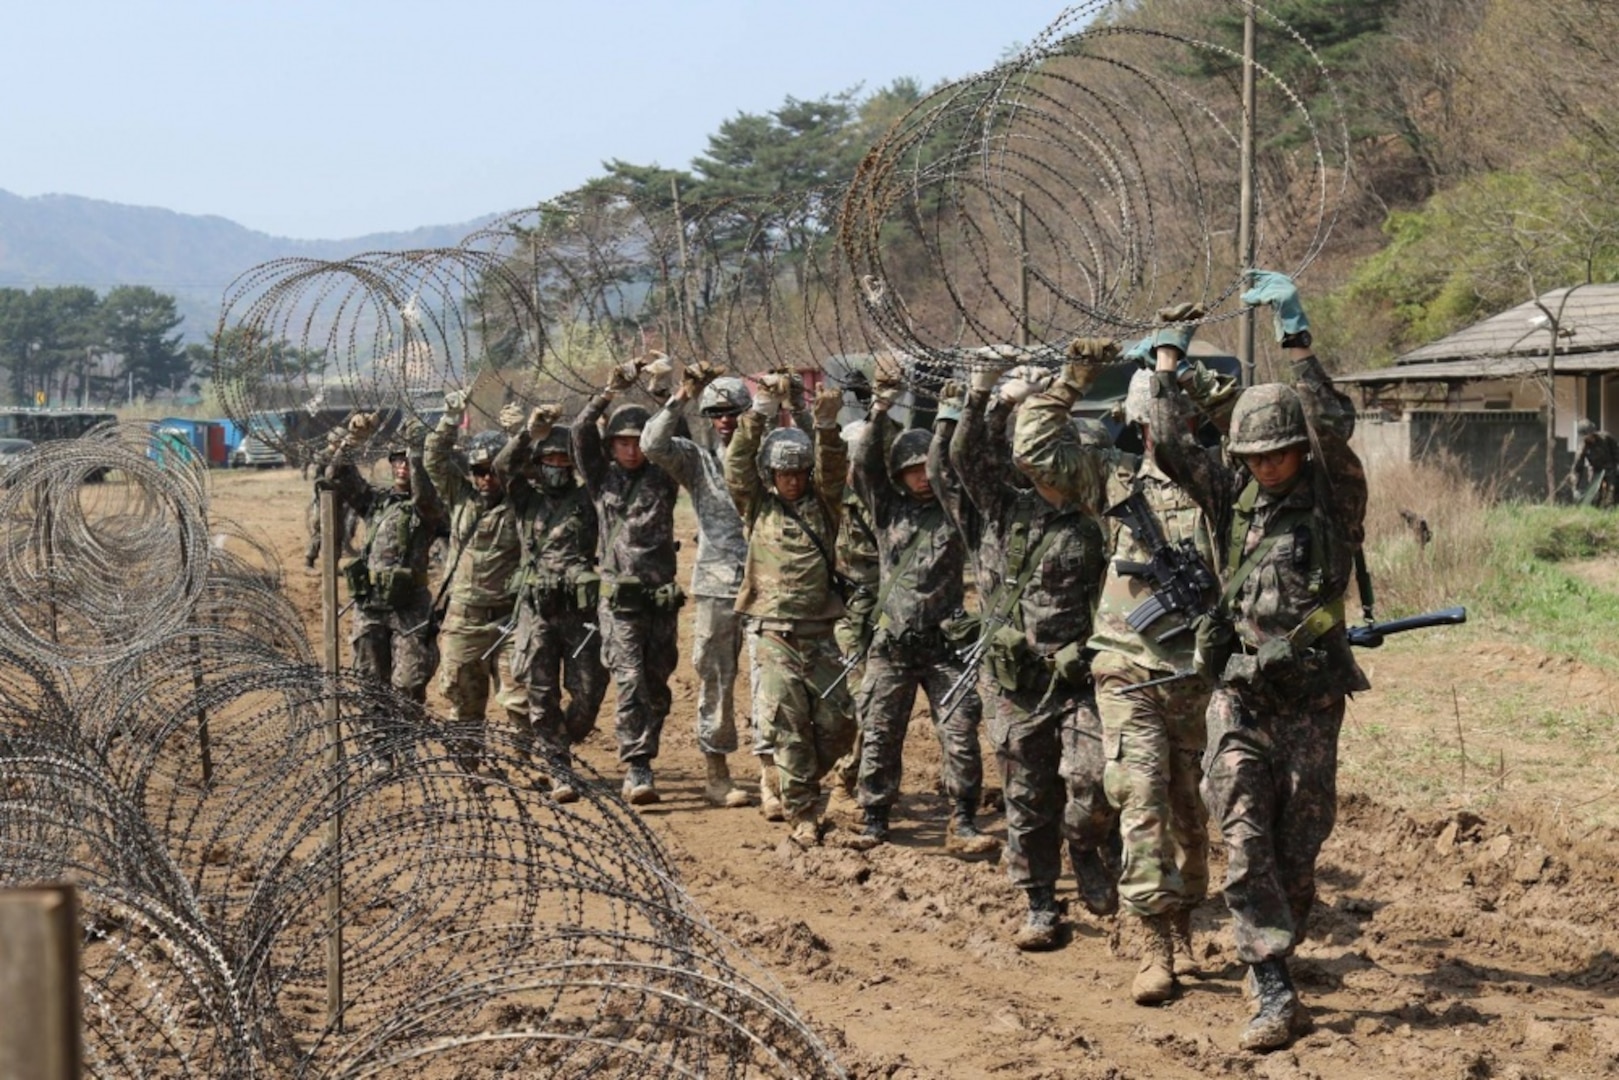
left=954, top=388, right=1107, bottom=895
left=727, top=409, right=854, bottom=822
left=1148, top=354, right=1369, bottom=965
left=1573, top=426, right=1619, bottom=508
left=574, top=395, right=681, bottom=767
left=491, top=428, right=607, bottom=766
left=850, top=417, right=984, bottom=817
left=328, top=449, right=445, bottom=705
left=830, top=481, right=880, bottom=791
left=424, top=419, right=527, bottom=762
left=641, top=401, right=750, bottom=755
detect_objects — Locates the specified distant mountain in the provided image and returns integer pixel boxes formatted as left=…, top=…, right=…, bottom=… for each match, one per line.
left=0, top=189, right=500, bottom=340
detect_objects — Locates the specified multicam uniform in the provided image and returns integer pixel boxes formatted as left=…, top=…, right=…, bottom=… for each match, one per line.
left=726, top=409, right=855, bottom=824
left=328, top=450, right=445, bottom=704
left=850, top=419, right=984, bottom=824
left=640, top=401, right=749, bottom=756
left=494, top=429, right=607, bottom=767
left=424, top=421, right=527, bottom=757
left=1147, top=354, right=1369, bottom=967
left=574, top=395, right=682, bottom=770
left=954, top=387, right=1107, bottom=901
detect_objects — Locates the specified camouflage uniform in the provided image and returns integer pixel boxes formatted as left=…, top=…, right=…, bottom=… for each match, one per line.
left=1147, top=354, right=1369, bottom=964
left=574, top=395, right=681, bottom=768
left=494, top=430, right=607, bottom=765
left=850, top=417, right=983, bottom=816
left=727, top=409, right=854, bottom=822
left=1020, top=401, right=1214, bottom=928
left=830, top=484, right=880, bottom=790
left=954, top=388, right=1107, bottom=895
left=327, top=449, right=445, bottom=704
left=1573, top=425, right=1619, bottom=508
left=423, top=421, right=527, bottom=761
left=641, top=401, right=749, bottom=755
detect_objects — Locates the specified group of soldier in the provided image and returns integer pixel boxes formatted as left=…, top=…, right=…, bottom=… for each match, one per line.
left=316, top=271, right=1366, bottom=1054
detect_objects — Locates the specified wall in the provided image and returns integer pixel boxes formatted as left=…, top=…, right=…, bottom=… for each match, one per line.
left=1352, top=410, right=1573, bottom=502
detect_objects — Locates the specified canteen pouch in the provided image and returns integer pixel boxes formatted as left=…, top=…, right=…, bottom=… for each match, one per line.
left=573, top=571, right=601, bottom=611
left=342, top=558, right=372, bottom=604
left=1051, top=640, right=1092, bottom=688
left=987, top=623, right=1034, bottom=693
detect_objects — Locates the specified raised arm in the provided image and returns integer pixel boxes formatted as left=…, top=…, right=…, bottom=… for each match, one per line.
left=423, top=394, right=469, bottom=508
left=1010, top=341, right=1113, bottom=514
left=572, top=392, right=612, bottom=497
left=850, top=410, right=898, bottom=526
left=952, top=365, right=1017, bottom=523
left=725, top=381, right=780, bottom=525
left=640, top=395, right=701, bottom=489
left=811, top=386, right=849, bottom=516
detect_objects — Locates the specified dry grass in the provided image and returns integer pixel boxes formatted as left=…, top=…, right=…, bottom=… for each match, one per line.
left=1361, top=454, right=1496, bottom=616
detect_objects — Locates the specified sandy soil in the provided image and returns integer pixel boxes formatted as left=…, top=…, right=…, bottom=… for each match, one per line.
left=217, top=466, right=1619, bottom=1080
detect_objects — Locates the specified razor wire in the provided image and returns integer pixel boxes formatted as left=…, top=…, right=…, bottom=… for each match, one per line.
left=840, top=0, right=1351, bottom=378
left=0, top=426, right=845, bottom=1078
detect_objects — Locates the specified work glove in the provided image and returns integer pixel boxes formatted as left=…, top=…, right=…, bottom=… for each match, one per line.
left=998, top=376, right=1039, bottom=407
left=527, top=402, right=564, bottom=440
left=402, top=419, right=428, bottom=448
left=935, top=379, right=966, bottom=423
left=348, top=411, right=380, bottom=438
left=968, top=362, right=1003, bottom=394
left=1062, top=337, right=1118, bottom=394
left=497, top=402, right=525, bottom=435
left=812, top=385, right=843, bottom=426
left=643, top=351, right=674, bottom=396
left=681, top=359, right=724, bottom=399
left=1122, top=335, right=1154, bottom=367
left=752, top=373, right=788, bottom=414
left=442, top=390, right=467, bottom=418
left=1150, top=302, right=1205, bottom=356
left=1223, top=637, right=1294, bottom=688
left=872, top=366, right=903, bottom=410
left=1241, top=270, right=1310, bottom=342
left=605, top=359, right=641, bottom=394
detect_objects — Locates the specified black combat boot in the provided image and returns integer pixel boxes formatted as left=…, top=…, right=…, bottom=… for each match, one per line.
left=1070, top=839, right=1120, bottom=917
left=945, top=798, right=999, bottom=856
left=623, top=759, right=659, bottom=806
left=1238, top=959, right=1299, bottom=1052
left=1012, top=885, right=1060, bottom=951
left=845, top=806, right=889, bottom=851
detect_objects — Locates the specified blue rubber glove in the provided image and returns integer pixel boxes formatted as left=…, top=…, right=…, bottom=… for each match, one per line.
left=935, top=379, right=965, bottom=423
left=1122, top=336, right=1154, bottom=367
left=1241, top=270, right=1310, bottom=342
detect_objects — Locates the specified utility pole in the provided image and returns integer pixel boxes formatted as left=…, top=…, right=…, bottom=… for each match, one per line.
left=1237, top=5, right=1258, bottom=385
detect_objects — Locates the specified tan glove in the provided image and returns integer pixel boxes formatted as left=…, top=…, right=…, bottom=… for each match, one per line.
left=681, top=360, right=724, bottom=399
left=527, top=403, right=562, bottom=441
left=442, top=390, right=467, bottom=418
left=998, top=378, right=1038, bottom=407
left=605, top=359, right=640, bottom=394
left=812, top=385, right=843, bottom=426
left=968, top=363, right=1002, bottom=394
left=643, top=351, right=674, bottom=396
left=497, top=402, right=525, bottom=435
left=872, top=365, right=903, bottom=409
left=1062, top=337, right=1119, bottom=394
left=347, top=411, right=380, bottom=438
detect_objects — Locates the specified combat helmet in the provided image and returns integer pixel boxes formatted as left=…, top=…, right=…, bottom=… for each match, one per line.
left=887, top=428, right=931, bottom=478
left=1124, top=369, right=1153, bottom=427
left=466, top=443, right=497, bottom=471
left=532, top=423, right=573, bottom=460
left=1226, top=384, right=1307, bottom=456
left=758, top=427, right=812, bottom=480
left=699, top=376, right=752, bottom=417
left=606, top=404, right=651, bottom=439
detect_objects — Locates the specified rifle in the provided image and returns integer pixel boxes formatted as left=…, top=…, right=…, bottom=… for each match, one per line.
left=1113, top=605, right=1469, bottom=694
left=819, top=646, right=867, bottom=700
left=480, top=615, right=518, bottom=661
left=1104, top=489, right=1218, bottom=643
left=1347, top=605, right=1466, bottom=647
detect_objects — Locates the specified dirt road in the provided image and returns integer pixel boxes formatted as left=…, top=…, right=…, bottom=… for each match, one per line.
left=226, top=466, right=1619, bottom=1079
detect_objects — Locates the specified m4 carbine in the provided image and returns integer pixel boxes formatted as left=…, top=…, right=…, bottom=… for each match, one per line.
left=1105, top=489, right=1218, bottom=642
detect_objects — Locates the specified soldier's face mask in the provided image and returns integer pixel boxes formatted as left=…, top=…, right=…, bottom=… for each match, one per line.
left=773, top=468, right=809, bottom=502
left=1242, top=445, right=1306, bottom=492
left=540, top=464, right=572, bottom=489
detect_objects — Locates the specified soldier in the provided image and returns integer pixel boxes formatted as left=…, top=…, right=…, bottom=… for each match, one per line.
left=422, top=393, right=528, bottom=777
left=1145, top=273, right=1369, bottom=1052
left=727, top=380, right=854, bottom=848
left=826, top=419, right=880, bottom=815
left=325, top=413, right=445, bottom=726
left=495, top=404, right=608, bottom=803
left=846, top=380, right=997, bottom=856
left=953, top=352, right=1109, bottom=950
left=1018, top=361, right=1225, bottom=1004
left=639, top=361, right=754, bottom=809
left=1570, top=418, right=1619, bottom=507
left=305, top=427, right=346, bottom=570
left=574, top=361, right=682, bottom=805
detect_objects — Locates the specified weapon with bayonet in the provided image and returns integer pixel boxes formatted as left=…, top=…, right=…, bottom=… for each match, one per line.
left=480, top=615, right=518, bottom=661
left=571, top=622, right=598, bottom=659
left=1104, top=488, right=1218, bottom=643
left=1114, top=605, right=1469, bottom=694
left=820, top=645, right=868, bottom=700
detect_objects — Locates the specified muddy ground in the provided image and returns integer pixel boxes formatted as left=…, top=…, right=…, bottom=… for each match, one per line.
left=222, top=466, right=1619, bottom=1079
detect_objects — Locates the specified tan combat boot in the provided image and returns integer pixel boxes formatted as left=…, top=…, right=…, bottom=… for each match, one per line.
left=1131, top=913, right=1177, bottom=1004
left=944, top=798, right=999, bottom=856
left=758, top=755, right=787, bottom=822
left=704, top=753, right=752, bottom=808
left=788, top=812, right=821, bottom=849
left=1170, top=906, right=1201, bottom=978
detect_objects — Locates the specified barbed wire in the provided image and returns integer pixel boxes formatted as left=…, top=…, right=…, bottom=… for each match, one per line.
left=0, top=427, right=845, bottom=1078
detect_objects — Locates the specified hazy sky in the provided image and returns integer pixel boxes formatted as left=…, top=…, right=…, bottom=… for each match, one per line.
left=4, top=1, right=1081, bottom=240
